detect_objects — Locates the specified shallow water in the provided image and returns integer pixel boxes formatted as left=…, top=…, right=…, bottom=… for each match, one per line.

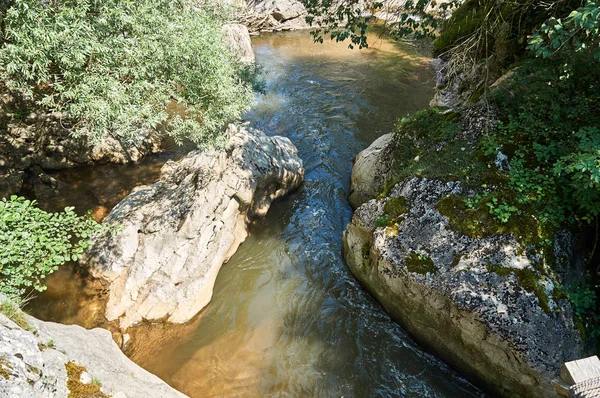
left=129, top=31, right=481, bottom=397
left=29, top=30, right=482, bottom=397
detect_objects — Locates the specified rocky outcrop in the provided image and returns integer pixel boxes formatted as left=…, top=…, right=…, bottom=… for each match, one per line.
left=241, top=0, right=309, bottom=32
left=343, top=174, right=585, bottom=397
left=0, top=299, right=184, bottom=397
left=222, top=23, right=256, bottom=64
left=84, top=124, right=304, bottom=330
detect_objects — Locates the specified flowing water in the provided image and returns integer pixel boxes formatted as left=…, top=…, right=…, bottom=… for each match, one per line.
left=29, top=31, right=483, bottom=397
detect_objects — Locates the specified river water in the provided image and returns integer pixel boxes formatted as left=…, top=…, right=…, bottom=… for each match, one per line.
left=29, top=31, right=482, bottom=397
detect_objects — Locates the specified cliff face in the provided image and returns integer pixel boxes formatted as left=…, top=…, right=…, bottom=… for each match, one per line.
left=342, top=133, right=586, bottom=397
left=0, top=298, right=185, bottom=397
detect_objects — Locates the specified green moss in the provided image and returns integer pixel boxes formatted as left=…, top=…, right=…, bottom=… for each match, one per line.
left=436, top=194, right=540, bottom=246
left=376, top=196, right=410, bottom=230
left=361, top=241, right=371, bottom=260
left=65, top=361, right=108, bottom=398
left=0, top=301, right=34, bottom=333
left=396, top=107, right=461, bottom=142
left=487, top=264, right=551, bottom=314
left=405, top=252, right=437, bottom=275
left=433, top=0, right=482, bottom=55
left=384, top=196, right=409, bottom=218
left=573, top=314, right=587, bottom=340
left=451, top=254, right=463, bottom=267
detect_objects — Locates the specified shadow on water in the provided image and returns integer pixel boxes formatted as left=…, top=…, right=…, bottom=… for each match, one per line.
left=132, top=31, right=483, bottom=397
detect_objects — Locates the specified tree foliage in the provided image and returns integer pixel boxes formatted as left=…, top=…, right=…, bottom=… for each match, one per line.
left=302, top=0, right=460, bottom=49
left=0, top=196, right=102, bottom=299
left=528, top=0, right=600, bottom=61
left=0, top=0, right=254, bottom=148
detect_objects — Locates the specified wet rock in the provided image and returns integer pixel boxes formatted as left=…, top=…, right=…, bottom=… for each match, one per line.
left=343, top=177, right=585, bottom=398
left=0, top=296, right=185, bottom=397
left=84, top=124, right=304, bottom=330
left=222, top=24, right=255, bottom=64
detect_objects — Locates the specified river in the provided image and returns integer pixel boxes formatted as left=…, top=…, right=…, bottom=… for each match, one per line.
left=29, top=30, right=482, bottom=397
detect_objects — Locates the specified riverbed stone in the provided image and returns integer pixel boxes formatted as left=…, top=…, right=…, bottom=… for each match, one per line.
left=84, top=124, right=304, bottom=330
left=343, top=176, right=585, bottom=398
left=0, top=297, right=185, bottom=397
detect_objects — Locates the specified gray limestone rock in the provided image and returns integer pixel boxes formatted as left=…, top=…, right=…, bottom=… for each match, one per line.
left=0, top=299, right=185, bottom=397
left=343, top=177, right=585, bottom=397
left=83, top=124, right=304, bottom=330
left=222, top=24, right=256, bottom=64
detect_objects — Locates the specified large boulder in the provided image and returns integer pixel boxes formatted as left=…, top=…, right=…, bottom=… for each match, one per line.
left=343, top=177, right=585, bottom=397
left=222, top=23, right=255, bottom=64
left=243, top=0, right=309, bottom=32
left=348, top=133, right=394, bottom=209
left=84, top=124, right=304, bottom=330
left=0, top=299, right=184, bottom=397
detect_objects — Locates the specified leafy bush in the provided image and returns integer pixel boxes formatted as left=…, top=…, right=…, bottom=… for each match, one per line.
left=485, top=56, right=600, bottom=227
left=0, top=0, right=254, bottom=148
left=0, top=196, right=102, bottom=299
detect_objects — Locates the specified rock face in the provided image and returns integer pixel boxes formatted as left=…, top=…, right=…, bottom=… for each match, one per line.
left=343, top=173, right=586, bottom=397
left=0, top=301, right=184, bottom=397
left=243, top=0, right=309, bottom=32
left=84, top=124, right=304, bottom=330
left=222, top=23, right=256, bottom=64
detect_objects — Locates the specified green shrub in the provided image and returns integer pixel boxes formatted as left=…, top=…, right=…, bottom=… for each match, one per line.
left=0, top=0, right=254, bottom=148
left=0, top=196, right=102, bottom=298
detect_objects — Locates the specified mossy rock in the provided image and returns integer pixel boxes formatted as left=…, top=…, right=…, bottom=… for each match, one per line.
left=487, top=264, right=551, bottom=314
left=405, top=252, right=437, bottom=275
left=433, top=0, right=482, bottom=55
left=65, top=362, right=107, bottom=398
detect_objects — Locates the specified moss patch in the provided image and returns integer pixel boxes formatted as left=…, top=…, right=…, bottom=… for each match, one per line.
left=376, top=195, right=410, bottom=230
left=436, top=194, right=539, bottom=245
left=0, top=301, right=34, bottom=333
left=405, top=252, right=437, bottom=275
left=65, top=362, right=108, bottom=398
left=361, top=241, right=371, bottom=260
left=487, top=264, right=551, bottom=314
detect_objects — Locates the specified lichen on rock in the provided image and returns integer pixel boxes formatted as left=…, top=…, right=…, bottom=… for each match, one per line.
left=343, top=176, right=585, bottom=397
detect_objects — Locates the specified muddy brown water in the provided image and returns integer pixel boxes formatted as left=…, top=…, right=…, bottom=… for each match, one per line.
left=28, top=31, right=483, bottom=397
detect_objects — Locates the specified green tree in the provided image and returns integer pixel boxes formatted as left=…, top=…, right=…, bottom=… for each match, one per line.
left=0, top=196, right=103, bottom=299
left=0, top=0, right=254, bottom=148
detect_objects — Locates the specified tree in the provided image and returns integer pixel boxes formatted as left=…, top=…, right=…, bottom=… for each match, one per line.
left=0, top=0, right=255, bottom=148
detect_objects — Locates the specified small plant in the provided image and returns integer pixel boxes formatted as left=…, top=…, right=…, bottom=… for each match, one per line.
left=0, top=196, right=103, bottom=299
left=91, top=377, right=102, bottom=387
left=566, top=282, right=600, bottom=339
